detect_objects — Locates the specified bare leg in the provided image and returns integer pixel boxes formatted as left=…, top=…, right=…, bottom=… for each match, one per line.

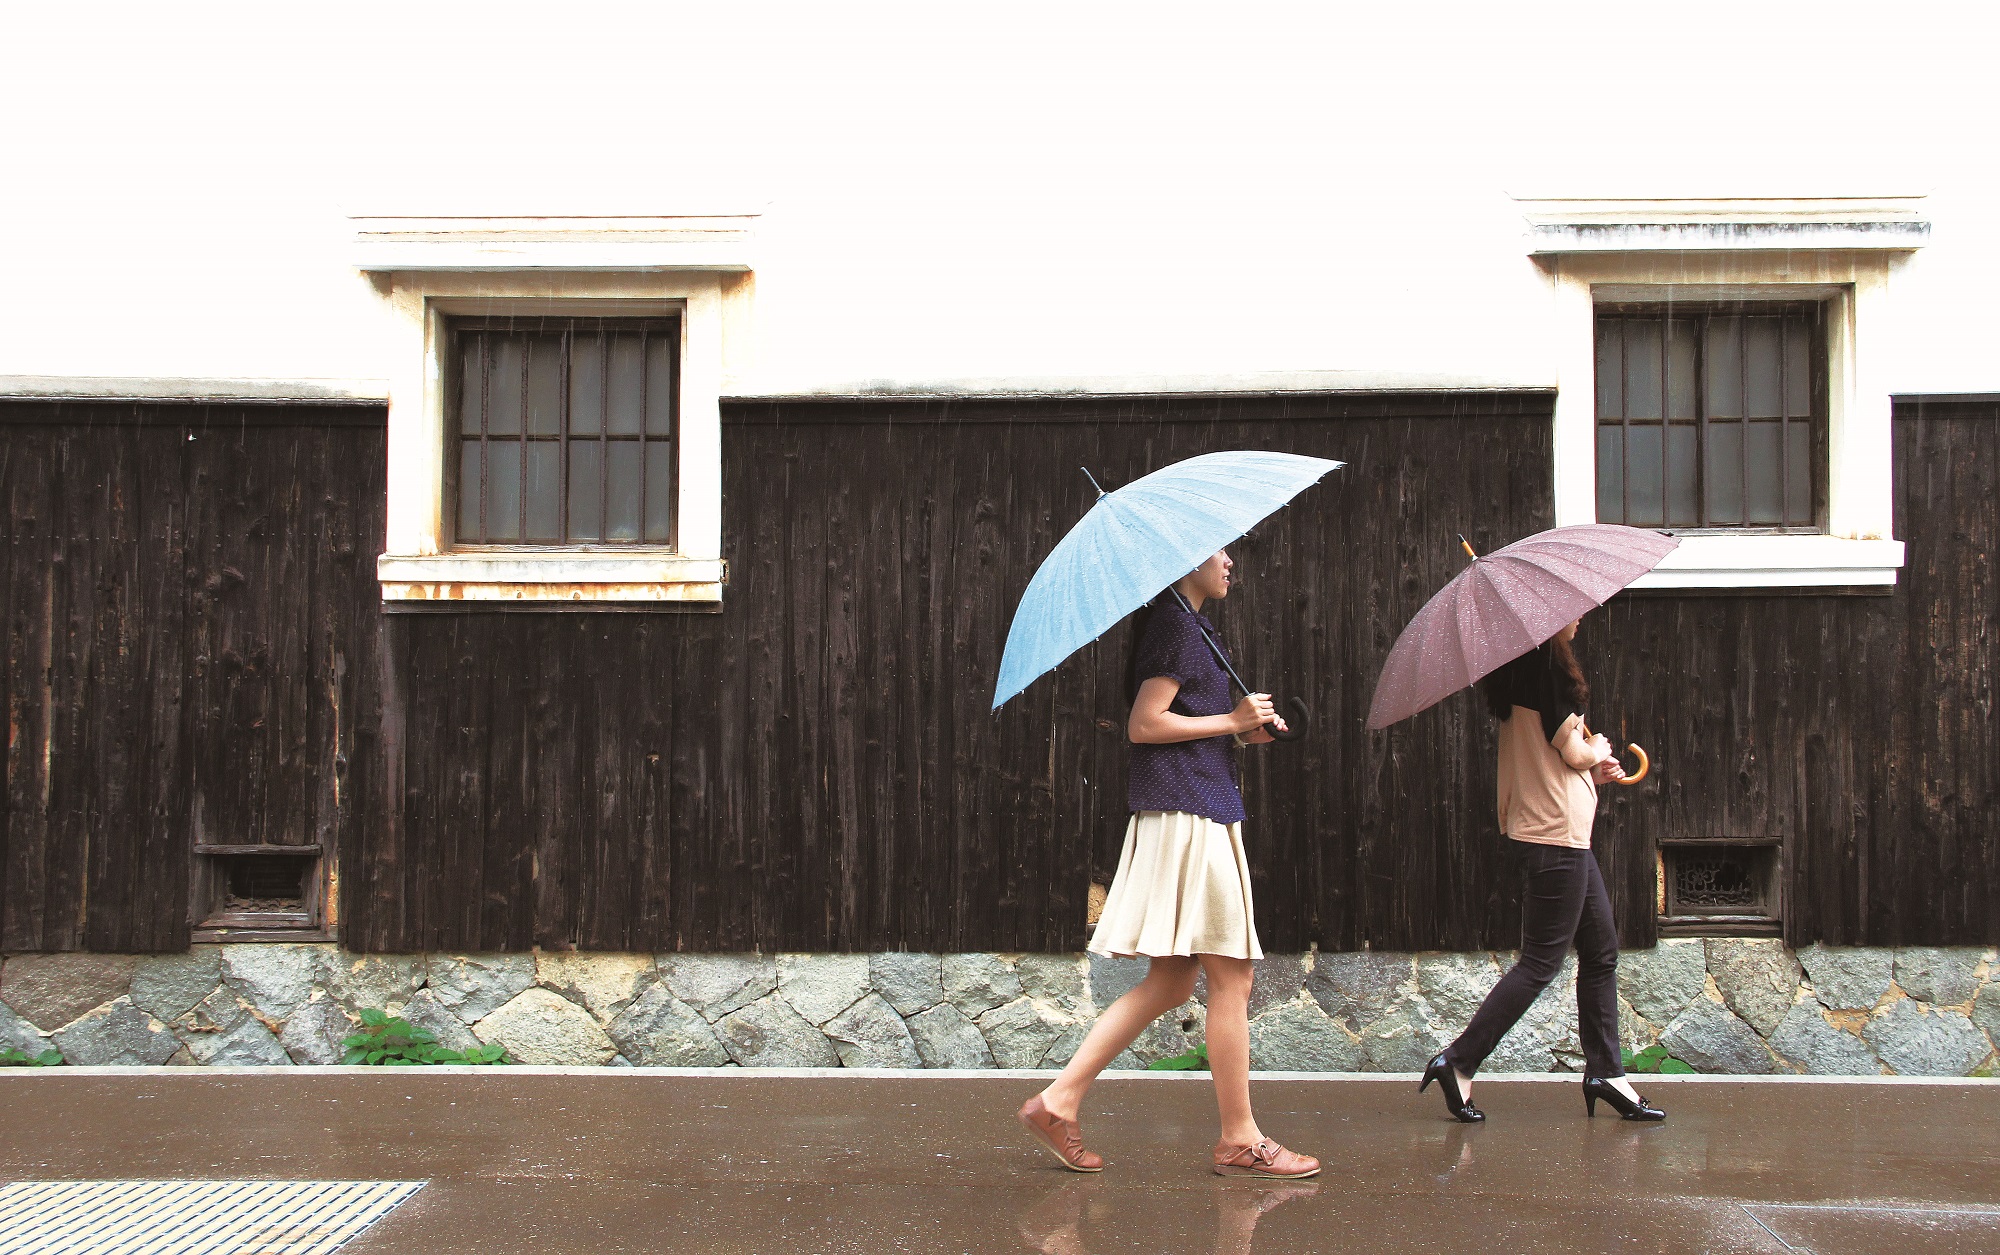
left=1212, top=1184, right=1319, bottom=1255
left=1199, top=954, right=1261, bottom=1147
left=1039, top=956, right=1198, bottom=1122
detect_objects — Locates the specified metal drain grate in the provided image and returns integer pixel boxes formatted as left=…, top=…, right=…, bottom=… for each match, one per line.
left=0, top=1179, right=424, bottom=1255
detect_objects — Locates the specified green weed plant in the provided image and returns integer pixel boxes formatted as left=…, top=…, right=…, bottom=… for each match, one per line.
left=1146, top=1043, right=1210, bottom=1071
left=1622, top=1043, right=1696, bottom=1074
left=0, top=1046, right=63, bottom=1066
left=342, top=1008, right=508, bottom=1066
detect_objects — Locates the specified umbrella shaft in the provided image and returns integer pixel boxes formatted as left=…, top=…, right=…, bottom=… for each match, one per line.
left=1170, top=589, right=1255, bottom=697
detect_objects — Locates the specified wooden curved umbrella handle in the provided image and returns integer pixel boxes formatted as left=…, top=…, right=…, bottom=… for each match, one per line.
left=1613, top=742, right=1650, bottom=785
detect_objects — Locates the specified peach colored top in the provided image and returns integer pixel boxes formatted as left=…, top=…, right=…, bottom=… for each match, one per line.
left=1496, top=707, right=1608, bottom=849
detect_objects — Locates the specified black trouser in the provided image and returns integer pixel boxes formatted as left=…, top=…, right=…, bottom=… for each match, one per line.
left=1447, top=841, right=1623, bottom=1079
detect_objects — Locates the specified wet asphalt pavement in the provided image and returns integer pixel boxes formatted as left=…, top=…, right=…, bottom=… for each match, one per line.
left=1, top=1071, right=1996, bottom=1254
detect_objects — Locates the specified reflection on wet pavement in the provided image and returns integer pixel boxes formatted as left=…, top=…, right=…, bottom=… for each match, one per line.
left=0, top=1073, right=1991, bottom=1254
left=1016, top=1177, right=1320, bottom=1255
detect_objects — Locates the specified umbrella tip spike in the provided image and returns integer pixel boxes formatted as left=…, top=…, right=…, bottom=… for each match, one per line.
left=1458, top=534, right=1478, bottom=560
left=1080, top=467, right=1108, bottom=499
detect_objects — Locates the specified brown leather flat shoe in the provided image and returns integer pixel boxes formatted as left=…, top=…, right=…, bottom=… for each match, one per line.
left=1017, top=1094, right=1104, bottom=1173
left=1211, top=1137, right=1320, bottom=1178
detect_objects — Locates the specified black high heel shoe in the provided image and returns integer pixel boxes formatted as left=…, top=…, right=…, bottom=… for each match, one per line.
left=1582, top=1076, right=1665, bottom=1121
left=1419, top=1053, right=1485, bottom=1123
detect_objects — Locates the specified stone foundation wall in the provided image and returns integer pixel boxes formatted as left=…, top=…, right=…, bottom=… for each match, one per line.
left=2, top=942, right=1995, bottom=1075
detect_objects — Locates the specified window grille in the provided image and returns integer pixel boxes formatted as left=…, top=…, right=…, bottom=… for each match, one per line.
left=1595, top=303, right=1825, bottom=530
left=1658, top=839, right=1782, bottom=937
left=451, top=316, right=680, bottom=546
left=192, top=846, right=326, bottom=938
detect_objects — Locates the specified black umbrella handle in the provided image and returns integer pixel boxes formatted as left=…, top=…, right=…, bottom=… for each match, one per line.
left=1169, top=590, right=1310, bottom=745
left=1265, top=697, right=1310, bottom=743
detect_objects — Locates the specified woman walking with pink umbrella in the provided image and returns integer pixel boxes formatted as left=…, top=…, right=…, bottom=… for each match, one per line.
left=1368, top=525, right=1678, bottom=1124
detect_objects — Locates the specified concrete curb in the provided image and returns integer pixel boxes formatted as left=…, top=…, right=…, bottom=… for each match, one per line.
left=2, top=1065, right=1996, bottom=1083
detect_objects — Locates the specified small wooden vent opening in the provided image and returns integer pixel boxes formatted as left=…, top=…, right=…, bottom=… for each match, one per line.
left=193, top=844, right=330, bottom=942
left=1657, top=839, right=1782, bottom=937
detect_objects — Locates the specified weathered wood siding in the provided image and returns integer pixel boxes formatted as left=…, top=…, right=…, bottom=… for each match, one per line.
left=1594, top=398, right=2000, bottom=948
left=346, top=394, right=1557, bottom=953
left=0, top=404, right=384, bottom=951
left=7, top=395, right=1996, bottom=954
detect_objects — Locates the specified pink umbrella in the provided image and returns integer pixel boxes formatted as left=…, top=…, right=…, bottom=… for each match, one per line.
left=1365, top=525, right=1681, bottom=766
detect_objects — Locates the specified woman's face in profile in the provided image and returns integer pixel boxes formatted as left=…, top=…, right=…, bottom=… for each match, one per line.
left=1186, top=550, right=1233, bottom=601
left=1556, top=619, right=1581, bottom=644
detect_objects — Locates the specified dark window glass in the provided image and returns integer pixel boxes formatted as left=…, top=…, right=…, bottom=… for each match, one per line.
left=1595, top=303, right=1823, bottom=530
left=452, top=316, right=679, bottom=546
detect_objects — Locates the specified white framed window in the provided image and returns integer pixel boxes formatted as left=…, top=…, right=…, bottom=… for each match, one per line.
left=1523, top=197, right=1927, bottom=589
left=352, top=215, right=756, bottom=604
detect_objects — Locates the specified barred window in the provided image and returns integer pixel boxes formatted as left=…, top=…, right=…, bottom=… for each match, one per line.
left=451, top=316, right=679, bottom=546
left=1595, top=304, right=1825, bottom=530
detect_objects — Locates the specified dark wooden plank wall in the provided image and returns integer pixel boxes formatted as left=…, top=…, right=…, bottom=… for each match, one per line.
left=9, top=395, right=1996, bottom=954
left=348, top=394, right=1559, bottom=953
left=0, top=403, right=384, bottom=952
left=1594, top=398, right=2000, bottom=947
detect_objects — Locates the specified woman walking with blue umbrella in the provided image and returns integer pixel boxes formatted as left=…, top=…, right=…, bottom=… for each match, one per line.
left=997, top=451, right=1338, bottom=1178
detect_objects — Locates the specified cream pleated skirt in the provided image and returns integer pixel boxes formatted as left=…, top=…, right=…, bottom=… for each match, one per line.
left=1087, top=810, right=1263, bottom=960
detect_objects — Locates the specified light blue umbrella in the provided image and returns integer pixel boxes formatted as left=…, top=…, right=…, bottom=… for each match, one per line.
left=992, top=450, right=1342, bottom=709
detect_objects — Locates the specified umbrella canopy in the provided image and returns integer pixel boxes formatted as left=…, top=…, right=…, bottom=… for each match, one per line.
left=1365, top=524, right=1680, bottom=730
left=992, top=450, right=1342, bottom=710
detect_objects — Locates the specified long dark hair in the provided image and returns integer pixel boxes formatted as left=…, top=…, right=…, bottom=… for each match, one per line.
left=1124, top=598, right=1160, bottom=703
left=1480, top=633, right=1589, bottom=721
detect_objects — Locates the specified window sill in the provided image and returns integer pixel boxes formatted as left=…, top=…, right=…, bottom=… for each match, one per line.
left=1627, top=534, right=1904, bottom=590
left=378, top=552, right=725, bottom=603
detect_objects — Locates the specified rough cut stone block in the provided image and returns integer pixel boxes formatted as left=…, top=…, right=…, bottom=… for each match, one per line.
left=906, top=1003, right=994, bottom=1068
left=426, top=954, right=537, bottom=1023
left=1973, top=982, right=2000, bottom=1045
left=943, top=954, right=1021, bottom=1019
left=1863, top=998, right=1991, bottom=1077
left=870, top=953, right=943, bottom=1016
left=1769, top=1002, right=1881, bottom=1076
left=1660, top=998, right=1776, bottom=1074
left=978, top=997, right=1074, bottom=1069
left=1014, top=955, right=1088, bottom=1011
left=1416, top=953, right=1504, bottom=1027
left=714, top=994, right=839, bottom=1068
left=777, top=954, right=871, bottom=1025
left=1087, top=955, right=1150, bottom=1010
left=188, top=1012, right=292, bottom=1066
left=1616, top=942, right=1708, bottom=1027
left=1248, top=954, right=1308, bottom=1021
left=607, top=984, right=730, bottom=1067
left=398, top=989, right=482, bottom=1053
left=1360, top=999, right=1450, bottom=1073
left=1117, top=1001, right=1206, bottom=1068
left=1798, top=945, right=1894, bottom=1011
left=322, top=954, right=426, bottom=1014
left=0, top=1000, right=53, bottom=1056
left=129, top=948, right=222, bottom=1022
left=1039, top=1020, right=1089, bottom=1069
left=221, top=945, right=328, bottom=1021
left=2, top=953, right=142, bottom=1031
left=657, top=954, right=777, bottom=1023
left=53, top=998, right=180, bottom=1066
left=535, top=953, right=655, bottom=1023
left=1482, top=982, right=1582, bottom=1073
left=1248, top=997, right=1362, bottom=1071
left=176, top=985, right=257, bottom=1037
left=1892, top=947, right=1986, bottom=1007
left=1616, top=995, right=1654, bottom=1055
left=823, top=993, right=922, bottom=1068
left=1706, top=940, right=1802, bottom=1038
left=279, top=996, right=357, bottom=1066
left=474, top=987, right=617, bottom=1066
left=1306, top=951, right=1413, bottom=1031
